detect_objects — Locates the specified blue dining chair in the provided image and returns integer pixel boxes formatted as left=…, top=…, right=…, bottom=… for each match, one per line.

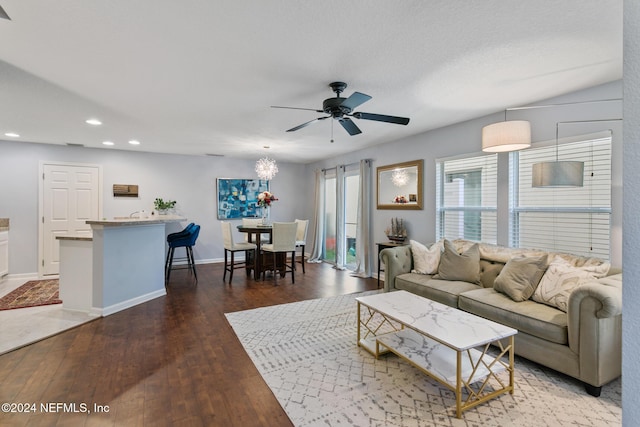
left=165, top=224, right=200, bottom=283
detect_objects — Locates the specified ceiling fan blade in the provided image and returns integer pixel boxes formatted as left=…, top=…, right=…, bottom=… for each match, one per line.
left=286, top=116, right=329, bottom=132
left=0, top=5, right=10, bottom=20
left=340, top=92, right=372, bottom=110
left=338, top=118, right=362, bottom=136
left=271, top=105, right=324, bottom=113
left=352, top=112, right=410, bottom=125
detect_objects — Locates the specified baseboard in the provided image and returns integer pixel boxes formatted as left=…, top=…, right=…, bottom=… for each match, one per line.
left=96, top=288, right=167, bottom=317
left=3, top=272, right=41, bottom=281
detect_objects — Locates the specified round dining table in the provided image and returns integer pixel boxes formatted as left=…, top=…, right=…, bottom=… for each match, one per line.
left=236, top=224, right=273, bottom=280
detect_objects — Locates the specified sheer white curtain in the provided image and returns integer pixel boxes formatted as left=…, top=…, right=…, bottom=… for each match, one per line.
left=351, top=159, right=372, bottom=277
left=334, top=165, right=347, bottom=270
left=308, top=169, right=325, bottom=262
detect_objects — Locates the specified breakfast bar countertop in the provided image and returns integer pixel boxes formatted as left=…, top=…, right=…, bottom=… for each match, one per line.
left=86, top=215, right=185, bottom=226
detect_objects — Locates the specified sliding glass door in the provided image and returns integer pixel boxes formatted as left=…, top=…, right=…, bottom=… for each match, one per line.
left=344, top=171, right=360, bottom=270
left=323, top=173, right=337, bottom=264
left=321, top=167, right=360, bottom=270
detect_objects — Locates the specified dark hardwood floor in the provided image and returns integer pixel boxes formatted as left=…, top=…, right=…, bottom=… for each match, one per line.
left=0, top=262, right=378, bottom=427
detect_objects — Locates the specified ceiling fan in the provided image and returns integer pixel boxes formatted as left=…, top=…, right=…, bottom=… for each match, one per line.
left=0, top=4, right=10, bottom=20
left=271, top=82, right=410, bottom=137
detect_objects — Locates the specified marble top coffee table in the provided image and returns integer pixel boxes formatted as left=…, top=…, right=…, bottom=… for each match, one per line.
left=356, top=290, right=517, bottom=418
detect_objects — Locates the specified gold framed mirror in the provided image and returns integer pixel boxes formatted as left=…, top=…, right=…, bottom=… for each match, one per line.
left=377, top=159, right=423, bottom=210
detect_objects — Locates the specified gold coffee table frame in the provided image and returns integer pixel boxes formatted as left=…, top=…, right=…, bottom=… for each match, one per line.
left=357, top=293, right=516, bottom=419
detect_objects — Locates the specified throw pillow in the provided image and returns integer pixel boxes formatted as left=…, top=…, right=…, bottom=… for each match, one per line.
left=532, top=256, right=611, bottom=312
left=493, top=255, right=549, bottom=302
left=434, top=239, right=481, bottom=284
left=410, top=240, right=442, bottom=275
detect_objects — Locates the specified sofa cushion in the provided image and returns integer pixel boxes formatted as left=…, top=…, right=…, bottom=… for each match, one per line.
left=493, top=255, right=548, bottom=301
left=434, top=240, right=481, bottom=284
left=479, top=260, right=505, bottom=288
left=395, top=273, right=480, bottom=308
left=410, top=239, right=442, bottom=274
left=459, top=288, right=568, bottom=345
left=533, top=256, right=611, bottom=312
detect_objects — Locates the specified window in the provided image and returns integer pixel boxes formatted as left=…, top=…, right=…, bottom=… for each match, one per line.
left=509, top=134, right=612, bottom=259
left=436, top=154, right=498, bottom=243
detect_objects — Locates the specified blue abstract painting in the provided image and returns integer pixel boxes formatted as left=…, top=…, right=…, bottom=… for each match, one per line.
left=216, top=178, right=269, bottom=219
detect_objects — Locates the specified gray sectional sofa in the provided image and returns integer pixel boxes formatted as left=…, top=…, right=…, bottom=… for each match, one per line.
left=379, top=239, right=622, bottom=396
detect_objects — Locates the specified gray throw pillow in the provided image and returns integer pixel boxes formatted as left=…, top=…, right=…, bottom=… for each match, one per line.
left=434, top=239, right=481, bottom=284
left=494, top=255, right=549, bottom=302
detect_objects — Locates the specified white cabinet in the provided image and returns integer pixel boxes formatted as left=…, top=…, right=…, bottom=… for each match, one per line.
left=0, top=231, right=8, bottom=278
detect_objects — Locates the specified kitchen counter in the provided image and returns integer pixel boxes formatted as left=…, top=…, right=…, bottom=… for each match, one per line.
left=0, top=218, right=9, bottom=232
left=56, top=234, right=94, bottom=313
left=54, top=216, right=188, bottom=316
left=87, top=215, right=188, bottom=316
left=86, top=214, right=184, bottom=226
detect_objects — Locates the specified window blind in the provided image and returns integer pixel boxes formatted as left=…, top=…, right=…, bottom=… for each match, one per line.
left=436, top=153, right=498, bottom=243
left=510, top=136, right=612, bottom=259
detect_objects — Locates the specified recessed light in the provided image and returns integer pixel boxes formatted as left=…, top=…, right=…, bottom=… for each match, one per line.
left=4, top=132, right=20, bottom=138
left=102, top=141, right=115, bottom=146
left=128, top=140, right=140, bottom=145
left=85, top=118, right=102, bottom=126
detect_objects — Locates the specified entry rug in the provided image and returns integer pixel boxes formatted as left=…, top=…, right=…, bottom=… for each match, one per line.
left=0, top=279, right=62, bottom=311
left=225, top=291, right=621, bottom=427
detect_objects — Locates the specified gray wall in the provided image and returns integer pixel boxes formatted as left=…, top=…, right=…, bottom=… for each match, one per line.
left=305, top=81, right=624, bottom=271
left=0, top=142, right=306, bottom=274
left=623, top=0, right=639, bottom=424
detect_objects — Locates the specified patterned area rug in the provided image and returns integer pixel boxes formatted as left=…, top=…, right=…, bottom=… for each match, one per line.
left=0, top=279, right=62, bottom=311
left=225, top=291, right=621, bottom=427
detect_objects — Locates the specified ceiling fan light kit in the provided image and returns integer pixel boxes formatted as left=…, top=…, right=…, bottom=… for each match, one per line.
left=272, top=81, right=410, bottom=137
left=481, top=120, right=531, bottom=152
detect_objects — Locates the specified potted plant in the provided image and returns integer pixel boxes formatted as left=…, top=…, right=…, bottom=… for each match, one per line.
left=154, top=198, right=176, bottom=215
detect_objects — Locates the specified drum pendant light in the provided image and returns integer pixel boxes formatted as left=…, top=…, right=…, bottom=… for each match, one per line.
left=532, top=123, right=583, bottom=188
left=482, top=111, right=531, bottom=152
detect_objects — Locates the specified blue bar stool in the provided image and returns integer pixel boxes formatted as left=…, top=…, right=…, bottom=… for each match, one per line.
left=167, top=222, right=195, bottom=243
left=165, top=224, right=200, bottom=283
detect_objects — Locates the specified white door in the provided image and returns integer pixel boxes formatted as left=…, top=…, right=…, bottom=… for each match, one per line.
left=40, top=163, right=101, bottom=276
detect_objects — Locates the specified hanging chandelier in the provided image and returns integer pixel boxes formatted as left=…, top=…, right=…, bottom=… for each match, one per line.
left=391, top=168, right=409, bottom=187
left=255, top=156, right=279, bottom=180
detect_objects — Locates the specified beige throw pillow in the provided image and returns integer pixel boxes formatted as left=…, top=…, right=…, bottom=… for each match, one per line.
left=532, top=256, right=611, bottom=312
left=410, top=240, right=442, bottom=275
left=434, top=239, right=480, bottom=284
left=493, top=255, right=548, bottom=302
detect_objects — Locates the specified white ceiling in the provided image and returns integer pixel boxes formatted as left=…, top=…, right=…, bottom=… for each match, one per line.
left=0, top=1, right=622, bottom=163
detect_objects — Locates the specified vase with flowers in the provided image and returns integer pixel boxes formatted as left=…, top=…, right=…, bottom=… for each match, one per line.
left=257, top=191, right=278, bottom=224
left=393, top=195, right=408, bottom=204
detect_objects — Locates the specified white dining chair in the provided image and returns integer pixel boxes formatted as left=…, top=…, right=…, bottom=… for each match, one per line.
left=242, top=218, right=270, bottom=243
left=294, top=219, right=309, bottom=273
left=261, top=222, right=297, bottom=284
left=221, top=221, right=257, bottom=283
